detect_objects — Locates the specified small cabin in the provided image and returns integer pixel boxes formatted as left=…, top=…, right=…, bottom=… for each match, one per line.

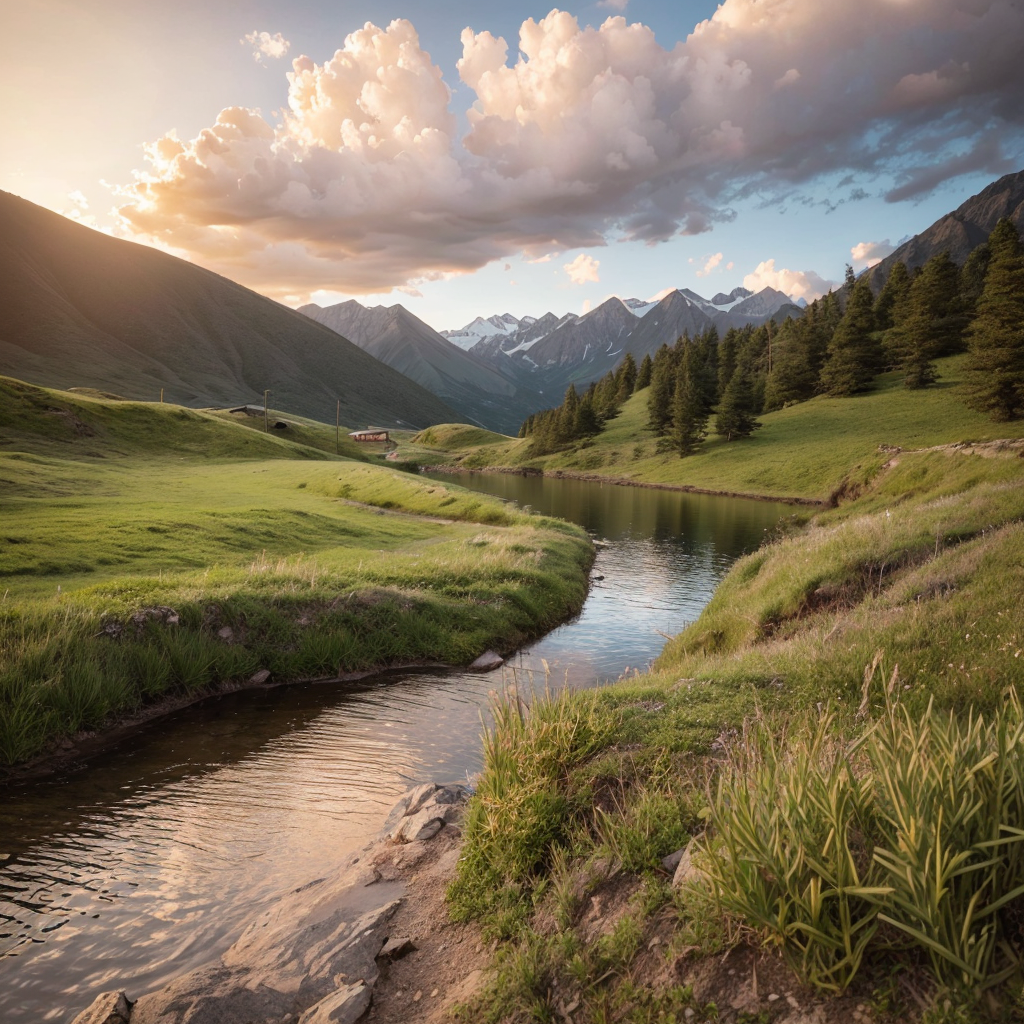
left=348, top=428, right=390, bottom=443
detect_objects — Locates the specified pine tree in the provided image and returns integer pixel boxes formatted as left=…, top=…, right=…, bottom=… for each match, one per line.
left=717, top=329, right=739, bottom=399
left=615, top=352, right=638, bottom=401
left=635, top=353, right=653, bottom=391
left=959, top=243, right=991, bottom=317
left=888, top=252, right=963, bottom=389
left=647, top=344, right=676, bottom=434
left=715, top=367, right=761, bottom=441
left=961, top=219, right=1024, bottom=421
left=574, top=393, right=601, bottom=437
left=670, top=346, right=708, bottom=455
left=819, top=277, right=881, bottom=396
left=874, top=260, right=911, bottom=332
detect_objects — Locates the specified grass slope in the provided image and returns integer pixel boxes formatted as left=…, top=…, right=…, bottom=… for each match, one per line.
left=0, top=190, right=459, bottom=429
left=404, top=356, right=1024, bottom=502
left=0, top=377, right=592, bottom=768
left=447, top=407, right=1024, bottom=1020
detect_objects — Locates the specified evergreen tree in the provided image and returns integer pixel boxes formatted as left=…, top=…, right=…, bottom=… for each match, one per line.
left=715, top=367, right=761, bottom=441
left=670, top=346, right=708, bottom=455
left=574, top=393, right=601, bottom=437
left=819, top=277, right=881, bottom=396
left=959, top=243, right=991, bottom=317
left=888, top=251, right=963, bottom=388
left=961, top=219, right=1024, bottom=421
left=764, top=317, right=816, bottom=410
left=692, top=327, right=720, bottom=410
left=717, top=328, right=739, bottom=399
left=647, top=344, right=676, bottom=434
left=874, top=261, right=911, bottom=331
left=615, top=352, right=638, bottom=401
left=635, top=353, right=653, bottom=391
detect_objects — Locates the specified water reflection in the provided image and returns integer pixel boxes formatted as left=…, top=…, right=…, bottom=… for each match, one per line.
left=0, top=476, right=788, bottom=1022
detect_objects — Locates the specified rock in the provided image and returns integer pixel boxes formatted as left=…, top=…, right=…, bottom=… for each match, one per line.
left=249, top=668, right=271, bottom=685
left=131, top=606, right=180, bottom=629
left=385, top=784, right=470, bottom=844
left=130, top=884, right=401, bottom=1024
left=661, top=847, right=686, bottom=873
left=297, top=982, right=371, bottom=1024
left=378, top=936, right=417, bottom=960
left=217, top=626, right=234, bottom=641
left=70, top=991, right=132, bottom=1024
left=468, top=650, right=504, bottom=671
left=672, top=839, right=706, bottom=888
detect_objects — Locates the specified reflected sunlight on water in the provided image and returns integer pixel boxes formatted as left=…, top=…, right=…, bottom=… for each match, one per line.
left=0, top=475, right=789, bottom=1022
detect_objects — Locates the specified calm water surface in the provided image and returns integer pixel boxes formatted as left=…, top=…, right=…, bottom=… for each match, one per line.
left=0, top=474, right=789, bottom=1022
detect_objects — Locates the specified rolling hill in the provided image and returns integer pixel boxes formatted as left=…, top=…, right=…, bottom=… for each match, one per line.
left=0, top=191, right=459, bottom=430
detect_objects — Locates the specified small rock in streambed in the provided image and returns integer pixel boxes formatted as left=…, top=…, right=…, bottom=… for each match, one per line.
left=249, top=668, right=272, bottom=685
left=468, top=650, right=504, bottom=671
left=378, top=936, right=417, bottom=960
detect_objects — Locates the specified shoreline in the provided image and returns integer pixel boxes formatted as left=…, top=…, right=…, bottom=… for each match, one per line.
left=419, top=463, right=826, bottom=507
left=1, top=657, right=497, bottom=786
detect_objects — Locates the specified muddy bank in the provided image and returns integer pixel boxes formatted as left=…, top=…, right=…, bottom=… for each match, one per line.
left=4, top=653, right=503, bottom=786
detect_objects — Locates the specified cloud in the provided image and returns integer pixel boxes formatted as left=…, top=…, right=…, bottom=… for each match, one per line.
left=850, top=239, right=895, bottom=268
left=726, top=261, right=735, bottom=270
left=696, top=252, right=724, bottom=277
left=564, top=253, right=601, bottom=284
left=598, top=0, right=629, bottom=9
left=243, top=31, right=291, bottom=62
left=743, top=259, right=838, bottom=302
left=118, top=5, right=1024, bottom=298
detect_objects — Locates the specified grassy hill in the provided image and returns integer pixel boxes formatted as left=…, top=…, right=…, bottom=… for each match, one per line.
left=0, top=191, right=459, bottom=429
left=0, top=377, right=592, bottom=768
left=447, top=409, right=1024, bottom=1022
left=402, top=355, right=1024, bottom=502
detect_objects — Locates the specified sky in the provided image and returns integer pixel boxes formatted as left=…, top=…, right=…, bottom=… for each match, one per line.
left=3, top=0, right=1023, bottom=332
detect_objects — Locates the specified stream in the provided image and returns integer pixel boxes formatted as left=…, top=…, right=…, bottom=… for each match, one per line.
left=0, top=473, right=789, bottom=1022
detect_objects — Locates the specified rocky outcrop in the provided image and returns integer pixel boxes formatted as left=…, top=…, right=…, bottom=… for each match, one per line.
left=70, top=784, right=470, bottom=1024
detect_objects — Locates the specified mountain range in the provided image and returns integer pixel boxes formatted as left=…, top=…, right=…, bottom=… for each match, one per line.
left=0, top=191, right=458, bottom=429
left=4, top=168, right=1021, bottom=437
left=298, top=284, right=799, bottom=423
left=297, top=300, right=540, bottom=435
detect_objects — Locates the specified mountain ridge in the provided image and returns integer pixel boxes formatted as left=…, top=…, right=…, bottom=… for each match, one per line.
left=0, top=191, right=459, bottom=430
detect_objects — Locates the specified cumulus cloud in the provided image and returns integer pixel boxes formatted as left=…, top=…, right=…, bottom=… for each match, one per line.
left=564, top=253, right=601, bottom=284
left=743, top=259, right=839, bottom=302
left=696, top=252, right=724, bottom=277
left=243, top=31, right=290, bottom=62
left=851, top=239, right=896, bottom=268
left=119, top=4, right=1024, bottom=297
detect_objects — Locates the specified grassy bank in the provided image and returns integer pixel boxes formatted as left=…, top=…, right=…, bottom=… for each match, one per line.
left=0, top=377, right=593, bottom=769
left=448, top=434, right=1024, bottom=1021
left=403, top=356, right=1024, bottom=502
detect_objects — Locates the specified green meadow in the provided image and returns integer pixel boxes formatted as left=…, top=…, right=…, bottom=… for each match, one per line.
left=441, top=370, right=1024, bottom=1021
left=404, top=355, right=1024, bottom=502
left=0, top=376, right=592, bottom=768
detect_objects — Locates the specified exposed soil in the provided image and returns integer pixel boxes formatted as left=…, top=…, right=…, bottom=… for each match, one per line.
left=363, top=824, right=492, bottom=1023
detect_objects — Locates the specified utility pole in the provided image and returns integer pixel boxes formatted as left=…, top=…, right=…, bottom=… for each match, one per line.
left=336, top=399, right=340, bottom=455
left=160, top=388, right=164, bottom=403
left=264, top=390, right=270, bottom=432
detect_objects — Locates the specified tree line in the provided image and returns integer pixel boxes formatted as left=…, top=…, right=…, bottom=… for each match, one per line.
left=519, top=217, right=1024, bottom=457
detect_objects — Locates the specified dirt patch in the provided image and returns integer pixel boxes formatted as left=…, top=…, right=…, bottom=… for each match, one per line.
left=363, top=826, right=492, bottom=1023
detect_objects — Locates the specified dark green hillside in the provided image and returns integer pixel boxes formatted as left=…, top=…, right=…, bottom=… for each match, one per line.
left=0, top=191, right=459, bottom=429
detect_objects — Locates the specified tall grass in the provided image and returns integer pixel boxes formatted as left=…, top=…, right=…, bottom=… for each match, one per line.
left=449, top=683, right=616, bottom=928
left=706, top=683, right=1024, bottom=994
